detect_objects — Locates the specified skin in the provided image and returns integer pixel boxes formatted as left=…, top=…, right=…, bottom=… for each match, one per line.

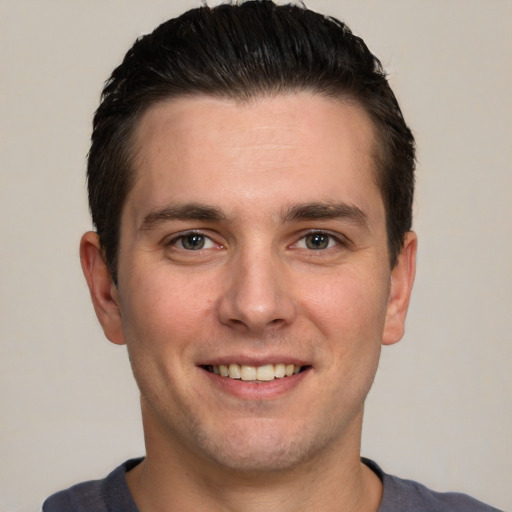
left=81, top=93, right=416, bottom=512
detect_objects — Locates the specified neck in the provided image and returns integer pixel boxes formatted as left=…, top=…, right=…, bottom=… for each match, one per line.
left=126, top=406, right=382, bottom=512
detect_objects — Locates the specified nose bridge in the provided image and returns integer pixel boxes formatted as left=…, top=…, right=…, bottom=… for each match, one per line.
left=217, top=240, right=295, bottom=332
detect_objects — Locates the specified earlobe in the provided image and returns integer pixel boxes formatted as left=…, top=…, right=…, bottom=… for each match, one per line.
left=80, top=231, right=126, bottom=345
left=382, top=231, right=417, bottom=346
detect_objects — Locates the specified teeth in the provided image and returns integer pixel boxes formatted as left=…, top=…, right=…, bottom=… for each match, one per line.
left=274, top=363, right=286, bottom=378
left=210, top=363, right=303, bottom=381
left=256, top=364, right=275, bottom=381
left=241, top=365, right=257, bottom=381
left=228, top=364, right=241, bottom=379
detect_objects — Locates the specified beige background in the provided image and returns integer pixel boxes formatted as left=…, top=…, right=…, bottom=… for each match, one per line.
left=1, top=1, right=511, bottom=511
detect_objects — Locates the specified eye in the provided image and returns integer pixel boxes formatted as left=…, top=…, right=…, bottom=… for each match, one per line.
left=170, top=232, right=216, bottom=250
left=296, top=232, right=340, bottom=250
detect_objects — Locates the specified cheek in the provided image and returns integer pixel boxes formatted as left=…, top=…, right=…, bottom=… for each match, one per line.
left=118, top=272, right=213, bottom=407
left=302, top=269, right=390, bottom=343
left=119, top=268, right=217, bottom=353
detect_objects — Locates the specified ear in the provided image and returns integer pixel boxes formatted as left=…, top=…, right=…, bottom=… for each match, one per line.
left=80, top=231, right=125, bottom=345
left=382, top=231, right=417, bottom=346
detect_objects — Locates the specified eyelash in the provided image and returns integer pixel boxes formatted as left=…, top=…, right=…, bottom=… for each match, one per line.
left=167, top=231, right=218, bottom=251
left=293, top=231, right=345, bottom=251
left=166, top=230, right=346, bottom=252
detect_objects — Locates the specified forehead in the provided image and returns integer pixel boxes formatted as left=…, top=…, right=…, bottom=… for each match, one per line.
left=127, top=93, right=383, bottom=225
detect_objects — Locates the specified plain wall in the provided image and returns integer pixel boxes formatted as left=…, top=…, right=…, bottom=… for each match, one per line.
left=0, top=1, right=510, bottom=510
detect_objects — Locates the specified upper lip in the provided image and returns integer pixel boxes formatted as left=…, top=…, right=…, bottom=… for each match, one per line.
left=198, top=355, right=310, bottom=367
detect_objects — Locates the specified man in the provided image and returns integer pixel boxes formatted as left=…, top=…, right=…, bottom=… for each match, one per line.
left=42, top=1, right=500, bottom=511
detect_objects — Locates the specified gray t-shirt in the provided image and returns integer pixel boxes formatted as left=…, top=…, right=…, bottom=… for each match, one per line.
left=42, top=458, right=503, bottom=511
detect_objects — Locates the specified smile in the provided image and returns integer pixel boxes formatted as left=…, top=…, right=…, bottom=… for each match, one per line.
left=204, top=363, right=305, bottom=381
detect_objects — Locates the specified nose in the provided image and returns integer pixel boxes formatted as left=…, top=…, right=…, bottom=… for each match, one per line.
left=216, top=248, right=297, bottom=334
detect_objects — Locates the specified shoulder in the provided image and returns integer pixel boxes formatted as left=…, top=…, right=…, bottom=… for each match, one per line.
left=42, top=458, right=142, bottom=512
left=363, top=459, right=503, bottom=512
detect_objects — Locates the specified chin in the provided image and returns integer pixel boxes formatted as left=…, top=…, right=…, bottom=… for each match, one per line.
left=192, top=418, right=336, bottom=474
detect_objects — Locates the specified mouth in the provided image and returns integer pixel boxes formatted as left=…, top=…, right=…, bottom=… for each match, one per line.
left=202, top=363, right=308, bottom=382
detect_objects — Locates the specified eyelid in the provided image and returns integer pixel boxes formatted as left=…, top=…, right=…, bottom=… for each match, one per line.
left=165, top=229, right=219, bottom=249
left=163, top=228, right=349, bottom=250
left=293, top=229, right=349, bottom=249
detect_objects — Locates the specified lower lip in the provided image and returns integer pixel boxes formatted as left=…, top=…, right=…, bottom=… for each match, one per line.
left=202, top=368, right=310, bottom=400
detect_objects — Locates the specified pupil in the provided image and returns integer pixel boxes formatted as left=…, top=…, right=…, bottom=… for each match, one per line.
left=307, top=233, right=329, bottom=250
left=183, top=234, right=205, bottom=250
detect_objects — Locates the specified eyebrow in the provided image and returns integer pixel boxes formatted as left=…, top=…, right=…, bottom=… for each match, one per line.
left=138, top=200, right=368, bottom=232
left=139, top=203, right=228, bottom=231
left=282, top=202, right=368, bottom=226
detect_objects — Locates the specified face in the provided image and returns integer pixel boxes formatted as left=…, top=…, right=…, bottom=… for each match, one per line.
left=82, top=93, right=416, bottom=475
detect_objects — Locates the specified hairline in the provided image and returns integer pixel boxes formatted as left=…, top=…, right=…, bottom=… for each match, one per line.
left=105, top=88, right=395, bottom=280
